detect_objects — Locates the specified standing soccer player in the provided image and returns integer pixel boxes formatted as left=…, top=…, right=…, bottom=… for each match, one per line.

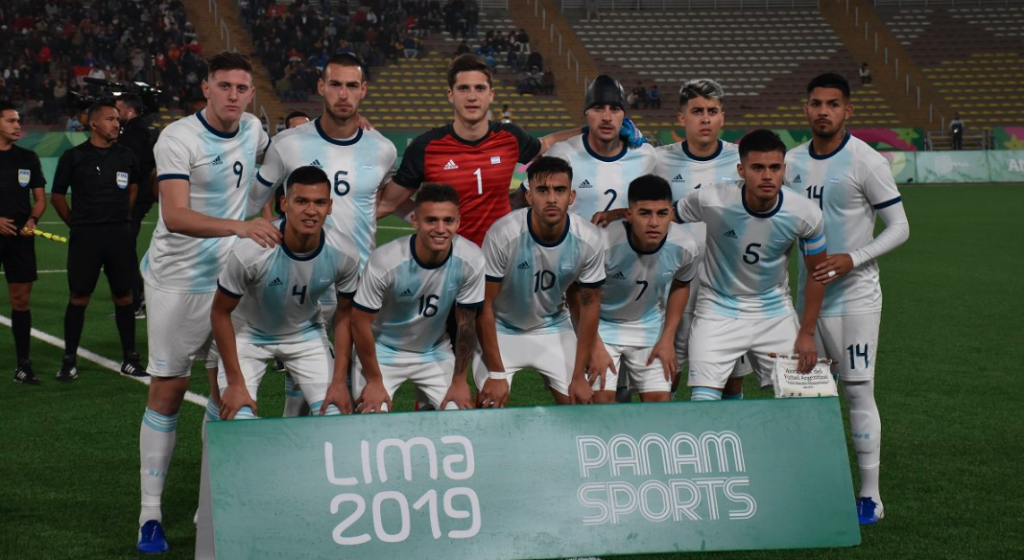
left=135, top=52, right=278, bottom=553
left=351, top=183, right=485, bottom=413
left=50, top=100, right=145, bottom=380
left=584, top=175, right=698, bottom=403
left=544, top=75, right=657, bottom=223
left=678, top=130, right=827, bottom=400
left=473, top=156, right=605, bottom=407
left=0, top=102, right=46, bottom=385
left=785, top=73, right=910, bottom=525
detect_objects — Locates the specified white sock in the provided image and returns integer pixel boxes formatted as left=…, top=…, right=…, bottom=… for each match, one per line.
left=283, top=375, right=309, bottom=417
left=843, top=380, right=882, bottom=503
left=139, top=408, right=177, bottom=526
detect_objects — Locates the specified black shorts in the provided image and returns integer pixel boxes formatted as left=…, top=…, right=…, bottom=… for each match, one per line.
left=0, top=234, right=37, bottom=283
left=67, top=224, right=137, bottom=295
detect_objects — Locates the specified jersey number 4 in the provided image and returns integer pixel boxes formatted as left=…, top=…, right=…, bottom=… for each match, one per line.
left=292, top=284, right=308, bottom=305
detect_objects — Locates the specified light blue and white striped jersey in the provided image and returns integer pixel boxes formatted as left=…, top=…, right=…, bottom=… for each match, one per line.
left=598, top=222, right=699, bottom=347
left=784, top=133, right=903, bottom=316
left=483, top=208, right=606, bottom=335
left=676, top=184, right=826, bottom=319
left=251, top=119, right=397, bottom=266
left=544, top=133, right=658, bottom=222
left=353, top=235, right=485, bottom=365
left=217, top=220, right=360, bottom=345
left=144, top=110, right=270, bottom=293
left=655, top=139, right=741, bottom=312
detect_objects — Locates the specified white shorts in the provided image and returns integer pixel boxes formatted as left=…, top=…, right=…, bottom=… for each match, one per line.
left=145, top=285, right=214, bottom=377
left=472, top=329, right=576, bottom=397
left=218, top=333, right=335, bottom=406
left=592, top=343, right=671, bottom=394
left=816, top=313, right=881, bottom=382
left=675, top=311, right=753, bottom=378
left=351, top=351, right=457, bottom=411
left=687, top=313, right=800, bottom=389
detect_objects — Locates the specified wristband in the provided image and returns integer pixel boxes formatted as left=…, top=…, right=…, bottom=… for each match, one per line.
left=487, top=371, right=509, bottom=381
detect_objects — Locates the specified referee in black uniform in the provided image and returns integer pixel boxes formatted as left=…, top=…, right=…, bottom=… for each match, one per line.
left=0, top=102, right=47, bottom=385
left=50, top=100, right=147, bottom=380
left=114, top=94, right=156, bottom=317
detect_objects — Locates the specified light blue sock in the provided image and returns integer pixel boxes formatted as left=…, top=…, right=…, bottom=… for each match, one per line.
left=722, top=391, right=744, bottom=401
left=691, top=387, right=723, bottom=401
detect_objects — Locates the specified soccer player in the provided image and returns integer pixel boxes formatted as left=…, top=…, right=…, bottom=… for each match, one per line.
left=50, top=100, right=145, bottom=380
left=678, top=129, right=827, bottom=400
left=259, top=110, right=311, bottom=221
left=0, top=102, right=46, bottom=385
left=473, top=156, right=605, bottom=407
left=375, top=53, right=577, bottom=246
left=136, top=52, right=277, bottom=553
left=544, top=75, right=657, bottom=223
left=584, top=175, right=699, bottom=403
left=785, top=73, right=910, bottom=525
left=351, top=183, right=485, bottom=413
left=248, top=53, right=397, bottom=417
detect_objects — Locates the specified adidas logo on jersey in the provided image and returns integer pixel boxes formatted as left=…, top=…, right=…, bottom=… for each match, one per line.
left=309, top=159, right=324, bottom=168
left=672, top=174, right=685, bottom=183
left=517, top=261, right=531, bottom=270
left=211, top=156, right=224, bottom=166
left=400, top=288, right=414, bottom=297
left=724, top=230, right=738, bottom=239
left=578, top=179, right=594, bottom=189
left=792, top=174, right=802, bottom=184
left=269, top=277, right=283, bottom=286
left=612, top=271, right=626, bottom=280
left=444, top=159, right=458, bottom=170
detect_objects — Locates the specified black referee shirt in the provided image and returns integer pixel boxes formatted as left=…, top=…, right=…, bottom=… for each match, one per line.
left=117, top=117, right=155, bottom=204
left=0, top=144, right=45, bottom=229
left=52, top=141, right=139, bottom=227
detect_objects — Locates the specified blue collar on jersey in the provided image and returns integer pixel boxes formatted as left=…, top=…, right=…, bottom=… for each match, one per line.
left=681, top=139, right=723, bottom=162
left=279, top=219, right=326, bottom=261
left=741, top=184, right=784, bottom=219
left=409, top=234, right=453, bottom=269
left=624, top=222, right=667, bottom=255
left=526, top=208, right=571, bottom=247
left=315, top=117, right=363, bottom=146
left=196, top=109, right=239, bottom=139
left=808, top=132, right=851, bottom=160
left=582, top=131, right=628, bottom=163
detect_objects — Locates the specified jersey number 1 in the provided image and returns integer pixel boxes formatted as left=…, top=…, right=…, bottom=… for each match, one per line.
left=473, top=168, right=482, bottom=195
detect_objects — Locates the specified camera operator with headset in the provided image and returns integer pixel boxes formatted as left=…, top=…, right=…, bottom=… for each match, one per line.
left=115, top=93, right=156, bottom=317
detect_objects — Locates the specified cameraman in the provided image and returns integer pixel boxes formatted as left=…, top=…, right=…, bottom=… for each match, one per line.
left=115, top=94, right=156, bottom=316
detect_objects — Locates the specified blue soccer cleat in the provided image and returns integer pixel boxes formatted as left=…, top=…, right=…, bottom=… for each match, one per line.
left=857, top=497, right=884, bottom=525
left=137, top=520, right=169, bottom=553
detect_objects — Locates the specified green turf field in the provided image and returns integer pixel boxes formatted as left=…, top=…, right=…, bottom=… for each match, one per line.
left=1, top=185, right=1022, bottom=559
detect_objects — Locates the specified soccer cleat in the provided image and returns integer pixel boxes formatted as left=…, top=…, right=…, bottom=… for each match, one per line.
left=55, top=356, right=78, bottom=381
left=120, top=351, right=149, bottom=378
left=135, top=303, right=147, bottom=320
left=13, top=359, right=40, bottom=385
left=857, top=497, right=884, bottom=525
left=137, top=519, right=169, bottom=553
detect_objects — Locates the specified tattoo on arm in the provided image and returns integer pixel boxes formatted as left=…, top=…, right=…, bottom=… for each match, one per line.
left=454, top=307, right=479, bottom=377
left=579, top=286, right=595, bottom=306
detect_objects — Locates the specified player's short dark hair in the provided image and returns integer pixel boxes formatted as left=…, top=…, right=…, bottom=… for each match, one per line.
left=527, top=156, right=573, bottom=185
left=446, top=54, right=492, bottom=88
left=0, top=101, right=16, bottom=115
left=116, top=93, right=144, bottom=116
left=678, top=78, right=725, bottom=109
left=415, top=183, right=460, bottom=208
left=284, top=111, right=310, bottom=127
left=322, top=52, right=370, bottom=82
left=207, top=51, right=253, bottom=77
left=286, top=166, right=330, bottom=193
left=628, top=174, right=672, bottom=204
left=806, top=73, right=850, bottom=100
left=87, top=100, right=117, bottom=122
left=739, top=129, right=787, bottom=159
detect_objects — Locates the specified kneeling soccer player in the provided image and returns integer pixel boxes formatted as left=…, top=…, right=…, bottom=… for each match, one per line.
left=584, top=174, right=699, bottom=403
left=677, top=129, right=828, bottom=400
left=473, top=156, right=606, bottom=407
left=351, top=183, right=485, bottom=412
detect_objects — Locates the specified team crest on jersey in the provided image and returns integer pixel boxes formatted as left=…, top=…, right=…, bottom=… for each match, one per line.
left=17, top=169, right=30, bottom=187
left=560, top=263, right=573, bottom=271
left=490, top=156, right=501, bottom=165
left=116, top=172, right=129, bottom=189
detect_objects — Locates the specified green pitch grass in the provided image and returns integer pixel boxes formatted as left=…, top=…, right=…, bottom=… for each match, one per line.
left=1, top=186, right=1022, bottom=559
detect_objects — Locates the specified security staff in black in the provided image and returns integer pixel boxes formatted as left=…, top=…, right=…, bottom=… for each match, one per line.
left=0, top=102, right=47, bottom=385
left=51, top=100, right=147, bottom=380
left=115, top=94, right=157, bottom=316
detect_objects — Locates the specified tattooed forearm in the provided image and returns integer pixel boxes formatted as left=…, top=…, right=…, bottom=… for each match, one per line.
left=454, top=307, right=479, bottom=379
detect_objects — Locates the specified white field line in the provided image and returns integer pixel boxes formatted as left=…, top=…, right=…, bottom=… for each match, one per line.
left=0, top=314, right=208, bottom=407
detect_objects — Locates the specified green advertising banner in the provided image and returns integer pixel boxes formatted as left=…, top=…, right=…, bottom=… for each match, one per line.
left=986, top=150, right=1024, bottom=183
left=880, top=151, right=918, bottom=184
left=916, top=151, right=992, bottom=183
left=207, top=399, right=860, bottom=559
